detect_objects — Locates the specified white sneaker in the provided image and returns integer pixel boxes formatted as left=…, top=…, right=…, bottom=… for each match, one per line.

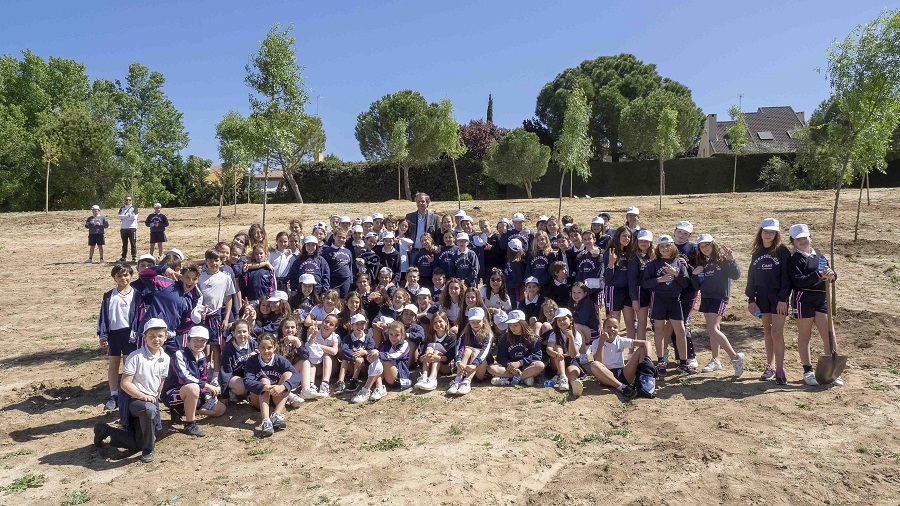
left=419, top=377, right=436, bottom=391
left=370, top=385, right=387, bottom=401
left=414, top=375, right=428, bottom=390
left=524, top=376, right=534, bottom=387
left=457, top=379, right=471, bottom=395
left=571, top=378, right=584, bottom=397
left=351, top=388, right=371, bottom=403
left=731, top=353, right=745, bottom=378
left=832, top=375, right=844, bottom=387
left=318, top=382, right=330, bottom=398
left=300, top=387, right=326, bottom=400
left=491, top=377, right=511, bottom=386
left=687, top=358, right=699, bottom=369
left=557, top=377, right=570, bottom=392
left=702, top=359, right=722, bottom=373
left=287, top=392, right=304, bottom=407
left=803, top=371, right=819, bottom=386
left=447, top=379, right=460, bottom=395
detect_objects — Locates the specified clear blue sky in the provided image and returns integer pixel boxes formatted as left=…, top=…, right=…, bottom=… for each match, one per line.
left=1, top=0, right=891, bottom=162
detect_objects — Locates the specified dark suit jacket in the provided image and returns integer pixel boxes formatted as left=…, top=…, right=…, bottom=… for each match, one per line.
left=405, top=209, right=441, bottom=246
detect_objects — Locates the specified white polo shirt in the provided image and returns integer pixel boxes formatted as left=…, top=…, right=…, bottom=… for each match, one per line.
left=122, top=347, right=170, bottom=397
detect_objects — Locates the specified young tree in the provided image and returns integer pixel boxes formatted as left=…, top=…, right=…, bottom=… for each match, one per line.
left=725, top=104, right=749, bottom=192
left=39, top=133, right=60, bottom=213
left=654, top=107, right=680, bottom=209
left=484, top=128, right=550, bottom=199
left=821, top=8, right=900, bottom=262
left=553, top=86, right=593, bottom=217
left=434, top=99, right=468, bottom=208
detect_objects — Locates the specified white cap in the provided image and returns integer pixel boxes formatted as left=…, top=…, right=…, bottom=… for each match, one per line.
left=508, top=238, right=523, bottom=252
left=524, top=276, right=540, bottom=285
left=138, top=254, right=156, bottom=263
left=313, top=222, right=327, bottom=231
left=298, top=273, right=317, bottom=285
left=789, top=223, right=810, bottom=239
left=402, top=304, right=419, bottom=314
left=696, top=233, right=715, bottom=244
left=352, top=218, right=362, bottom=225
left=505, top=310, right=526, bottom=324
left=553, top=308, right=572, bottom=320
left=163, top=248, right=184, bottom=261
left=467, top=307, right=486, bottom=321
left=537, top=215, right=549, bottom=222
left=416, top=287, right=432, bottom=297
left=636, top=229, right=653, bottom=242
left=351, top=225, right=363, bottom=233
left=493, top=310, right=509, bottom=331
left=512, top=212, right=525, bottom=222
left=330, top=214, right=341, bottom=219
left=362, top=216, right=374, bottom=224
left=377, top=315, right=394, bottom=325
left=626, top=206, right=640, bottom=215
left=454, top=210, right=466, bottom=218
left=761, top=218, right=780, bottom=231
left=91, top=204, right=100, bottom=210
left=657, top=234, right=673, bottom=245
left=143, top=318, right=167, bottom=333
left=153, top=202, right=162, bottom=208
left=456, top=232, right=470, bottom=242
left=364, top=232, right=379, bottom=239
left=350, top=314, right=367, bottom=325
left=591, top=216, right=605, bottom=225
left=460, top=215, right=473, bottom=222
left=303, top=235, right=318, bottom=244
left=268, top=290, right=289, bottom=302
left=499, top=217, right=512, bottom=226
left=372, top=213, right=384, bottom=220
left=675, top=221, right=694, bottom=233
left=339, top=216, right=351, bottom=224
left=382, top=231, right=395, bottom=239
left=187, top=326, right=210, bottom=340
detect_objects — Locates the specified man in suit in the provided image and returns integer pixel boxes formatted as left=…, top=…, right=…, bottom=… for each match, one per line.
left=405, top=192, right=441, bottom=265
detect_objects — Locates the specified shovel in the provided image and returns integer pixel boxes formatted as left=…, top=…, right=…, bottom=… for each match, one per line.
left=815, top=280, right=847, bottom=384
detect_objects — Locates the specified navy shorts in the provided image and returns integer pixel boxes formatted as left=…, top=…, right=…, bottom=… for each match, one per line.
left=636, top=287, right=651, bottom=308
left=88, top=234, right=105, bottom=246
left=205, top=313, right=224, bottom=346
left=753, top=287, right=783, bottom=315
left=107, top=327, right=137, bottom=357
left=793, top=290, right=827, bottom=319
left=162, top=387, right=207, bottom=410
left=609, top=367, right=627, bottom=383
left=563, top=356, right=585, bottom=376
left=698, top=298, right=728, bottom=316
left=150, top=231, right=167, bottom=243
left=650, top=294, right=684, bottom=321
left=605, top=285, right=631, bottom=313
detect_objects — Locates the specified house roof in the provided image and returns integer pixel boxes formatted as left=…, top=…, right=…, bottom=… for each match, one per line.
left=710, top=106, right=804, bottom=154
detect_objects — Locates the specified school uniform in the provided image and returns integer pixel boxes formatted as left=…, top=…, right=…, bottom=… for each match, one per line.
left=674, top=242, right=699, bottom=359
left=198, top=268, right=236, bottom=346
left=219, top=337, right=258, bottom=393
left=692, top=259, right=740, bottom=316
left=104, top=346, right=169, bottom=454
left=424, top=333, right=458, bottom=368
left=353, top=246, right=381, bottom=285
left=375, top=246, right=402, bottom=285
left=377, top=339, right=412, bottom=389
left=575, top=249, right=603, bottom=305
left=451, top=249, right=480, bottom=288
left=144, top=212, right=169, bottom=244
left=137, top=267, right=204, bottom=356
left=85, top=214, right=109, bottom=246
left=591, top=335, right=633, bottom=383
left=470, top=234, right=488, bottom=284
left=572, top=299, right=600, bottom=340
left=455, top=329, right=494, bottom=367
left=641, top=258, right=690, bottom=321
left=413, top=251, right=436, bottom=290
left=480, top=285, right=512, bottom=312
left=269, top=249, right=293, bottom=291
left=788, top=249, right=836, bottom=318
left=252, top=315, right=282, bottom=338
left=98, top=286, right=139, bottom=357
left=504, top=260, right=526, bottom=303
left=495, top=333, right=542, bottom=369
left=308, top=329, right=340, bottom=366
left=243, top=354, right=301, bottom=395
left=518, top=294, right=544, bottom=322
left=322, top=244, right=354, bottom=298
left=525, top=251, right=553, bottom=287
left=437, top=245, right=457, bottom=278
left=404, top=322, right=426, bottom=347
left=745, top=246, right=791, bottom=314
left=542, top=278, right=572, bottom=308
left=501, top=229, right=533, bottom=253
left=546, top=329, right=584, bottom=373
left=340, top=331, right=376, bottom=362
left=627, top=254, right=652, bottom=308
left=603, top=250, right=632, bottom=313
left=483, top=233, right=505, bottom=277
left=161, top=348, right=210, bottom=411
left=288, top=254, right=330, bottom=297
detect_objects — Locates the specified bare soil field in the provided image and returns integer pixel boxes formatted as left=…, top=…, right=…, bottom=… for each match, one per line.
left=0, top=189, right=898, bottom=505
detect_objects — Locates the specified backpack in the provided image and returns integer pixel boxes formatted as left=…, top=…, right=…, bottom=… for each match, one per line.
left=633, top=357, right=658, bottom=399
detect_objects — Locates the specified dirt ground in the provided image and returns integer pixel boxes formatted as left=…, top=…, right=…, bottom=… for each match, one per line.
left=0, top=189, right=898, bottom=505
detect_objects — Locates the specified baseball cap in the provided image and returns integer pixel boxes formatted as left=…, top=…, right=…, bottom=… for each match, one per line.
left=298, top=274, right=317, bottom=285
left=657, top=234, right=673, bottom=245
left=339, top=216, right=351, bottom=224
left=591, top=216, right=605, bottom=225
left=163, top=248, right=184, bottom=261
left=454, top=210, right=466, bottom=218
left=268, top=290, right=289, bottom=302
left=138, top=254, right=156, bottom=263
left=761, top=218, right=780, bottom=231
left=626, top=206, right=640, bottom=215
left=508, top=239, right=523, bottom=252
left=372, top=213, right=384, bottom=220
left=382, top=231, right=395, bottom=239
left=362, top=216, right=374, bottom=224
left=524, top=276, right=540, bottom=285
left=636, top=229, right=653, bottom=242
left=512, top=212, right=525, bottom=222
left=675, top=221, right=693, bottom=233
left=402, top=304, right=419, bottom=314
left=313, top=222, right=327, bottom=231
left=456, top=232, right=470, bottom=242
left=364, top=232, right=379, bottom=239
left=460, top=215, right=473, bottom=222
left=188, top=326, right=209, bottom=340
left=789, top=224, right=810, bottom=239
left=303, top=235, right=318, bottom=244
left=351, top=225, right=363, bottom=233
left=493, top=310, right=509, bottom=331
left=153, top=203, right=162, bottom=208
left=553, top=308, right=572, bottom=320
left=467, top=307, right=486, bottom=321
left=505, top=310, right=526, bottom=324
left=91, top=204, right=100, bottom=210
left=537, top=215, right=549, bottom=222
left=696, top=233, right=715, bottom=244
left=349, top=314, right=367, bottom=325
left=416, top=287, right=432, bottom=297
left=143, top=318, right=167, bottom=333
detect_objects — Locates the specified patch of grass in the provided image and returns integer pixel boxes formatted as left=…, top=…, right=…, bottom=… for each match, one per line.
left=795, top=401, right=813, bottom=411
left=760, top=435, right=778, bottom=446
left=657, top=401, right=671, bottom=408
left=749, top=447, right=758, bottom=455
left=581, top=433, right=607, bottom=443
left=866, top=383, right=887, bottom=391
left=0, top=449, right=32, bottom=461
left=80, top=286, right=98, bottom=292
left=315, top=496, right=341, bottom=506
left=2, top=473, right=46, bottom=494
left=888, top=368, right=900, bottom=375
left=856, top=447, right=884, bottom=457
left=62, top=489, right=90, bottom=505
left=278, top=477, right=290, bottom=488
left=361, top=436, right=406, bottom=451
left=673, top=376, right=698, bottom=386
left=544, top=433, right=570, bottom=450
left=239, top=435, right=258, bottom=444
left=397, top=393, right=411, bottom=402
left=157, top=495, right=183, bottom=506
left=480, top=442, right=493, bottom=448
left=606, top=426, right=632, bottom=438
left=413, top=396, right=432, bottom=405
left=211, top=475, right=228, bottom=481
left=248, top=447, right=273, bottom=456
left=306, top=483, right=322, bottom=491
left=41, top=335, right=56, bottom=340
left=449, top=425, right=462, bottom=436
left=550, top=395, right=568, bottom=405
left=314, top=423, right=325, bottom=430
left=532, top=398, right=544, bottom=404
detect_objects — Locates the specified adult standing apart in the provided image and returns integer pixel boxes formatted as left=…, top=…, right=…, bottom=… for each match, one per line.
left=405, top=192, right=441, bottom=265
left=117, top=195, right=139, bottom=263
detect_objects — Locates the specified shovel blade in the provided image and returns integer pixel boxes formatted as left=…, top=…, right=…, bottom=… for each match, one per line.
left=814, top=354, right=847, bottom=385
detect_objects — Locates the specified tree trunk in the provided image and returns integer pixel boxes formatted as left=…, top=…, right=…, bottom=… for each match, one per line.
left=558, top=169, right=565, bottom=219
left=217, top=192, right=224, bottom=242
left=659, top=157, right=665, bottom=210
left=865, top=173, right=870, bottom=205
left=854, top=173, right=865, bottom=241
left=452, top=158, right=461, bottom=210
left=283, top=167, right=304, bottom=203
left=45, top=160, right=50, bottom=213
left=403, top=166, right=412, bottom=201
left=829, top=158, right=851, bottom=278
left=262, top=157, right=269, bottom=229
left=569, top=169, right=573, bottom=198
left=525, top=181, right=533, bottom=199
left=732, top=154, right=738, bottom=193
left=397, top=165, right=401, bottom=200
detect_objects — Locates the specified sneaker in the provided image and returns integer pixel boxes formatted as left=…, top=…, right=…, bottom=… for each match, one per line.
left=318, top=382, right=330, bottom=398
left=832, top=376, right=844, bottom=387
left=104, top=394, right=118, bottom=411
left=84, top=258, right=93, bottom=264
left=270, top=412, right=287, bottom=430
left=803, top=370, right=819, bottom=386
left=621, top=385, right=638, bottom=400
left=370, top=385, right=387, bottom=401
left=571, top=378, right=584, bottom=397
left=419, top=377, right=437, bottom=391
left=257, top=419, right=274, bottom=438
left=333, top=381, right=346, bottom=395
left=287, top=392, right=304, bottom=408
left=351, top=388, right=371, bottom=403
left=656, top=361, right=668, bottom=377
left=731, top=353, right=745, bottom=378
left=447, top=379, right=461, bottom=395
left=775, top=369, right=787, bottom=385
left=524, top=376, right=535, bottom=387
left=760, top=364, right=776, bottom=381
left=414, top=375, right=428, bottom=390
left=185, top=421, right=206, bottom=437
left=687, top=358, right=699, bottom=369
left=677, top=363, right=697, bottom=375
left=557, top=376, right=570, bottom=392
left=98, top=258, right=105, bottom=264
left=491, top=377, right=511, bottom=386
left=93, top=423, right=107, bottom=447
left=701, top=359, right=722, bottom=373
left=300, top=387, right=326, bottom=400
left=228, top=391, right=238, bottom=404
left=347, top=378, right=360, bottom=392
left=118, top=257, right=126, bottom=263
left=139, top=450, right=154, bottom=463
left=457, top=379, right=472, bottom=395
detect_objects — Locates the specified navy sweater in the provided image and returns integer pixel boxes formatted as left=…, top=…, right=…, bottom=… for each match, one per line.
left=745, top=246, right=792, bottom=302
left=451, top=249, right=480, bottom=287
left=525, top=252, right=553, bottom=286
left=627, top=254, right=650, bottom=302
left=641, top=258, right=690, bottom=298
left=219, top=338, right=258, bottom=389
left=495, top=333, right=542, bottom=367
left=288, top=255, right=330, bottom=295
left=691, top=259, right=740, bottom=301
left=788, top=249, right=836, bottom=294
left=340, top=332, right=376, bottom=361
left=602, top=250, right=630, bottom=287
left=243, top=354, right=301, bottom=395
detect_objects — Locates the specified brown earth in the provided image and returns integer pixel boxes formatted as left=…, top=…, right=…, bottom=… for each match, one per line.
left=0, top=189, right=898, bottom=505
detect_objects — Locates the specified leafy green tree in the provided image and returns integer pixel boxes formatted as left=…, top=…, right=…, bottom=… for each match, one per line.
left=434, top=99, right=468, bottom=208
left=484, top=128, right=550, bottom=199
left=654, top=107, right=680, bottom=209
left=553, top=86, right=593, bottom=217
left=725, top=105, right=749, bottom=192
left=163, top=155, right=216, bottom=207
left=536, top=53, right=698, bottom=161
left=355, top=90, right=448, bottom=200
left=619, top=88, right=703, bottom=161
left=821, top=8, right=900, bottom=258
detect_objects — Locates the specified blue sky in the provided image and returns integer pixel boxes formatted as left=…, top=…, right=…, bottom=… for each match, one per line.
left=0, top=1, right=891, bottom=162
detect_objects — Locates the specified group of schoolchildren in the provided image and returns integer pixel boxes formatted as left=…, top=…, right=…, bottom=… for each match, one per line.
left=91, top=199, right=842, bottom=462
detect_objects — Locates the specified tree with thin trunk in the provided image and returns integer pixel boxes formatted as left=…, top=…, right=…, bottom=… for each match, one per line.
left=725, top=104, right=749, bottom=192
left=39, top=134, right=60, bottom=213
left=486, top=94, right=493, bottom=124
left=434, top=99, right=467, bottom=209
left=484, top=128, right=550, bottom=199
left=654, top=107, right=680, bottom=209
left=552, top=86, right=593, bottom=218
